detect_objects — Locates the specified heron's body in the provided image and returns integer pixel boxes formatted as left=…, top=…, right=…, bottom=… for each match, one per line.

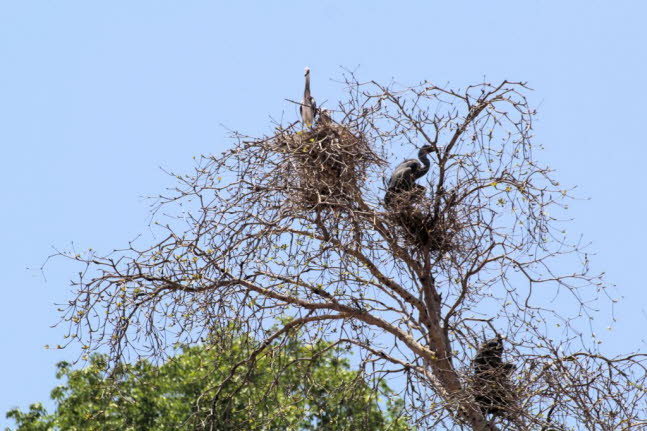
left=300, top=67, right=317, bottom=127
left=473, top=337, right=505, bottom=370
left=384, top=146, right=433, bottom=207
left=472, top=336, right=515, bottom=418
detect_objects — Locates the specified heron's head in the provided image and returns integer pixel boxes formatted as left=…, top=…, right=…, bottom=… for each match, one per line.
left=417, top=146, right=433, bottom=159
left=419, top=144, right=434, bottom=155
left=304, top=67, right=310, bottom=76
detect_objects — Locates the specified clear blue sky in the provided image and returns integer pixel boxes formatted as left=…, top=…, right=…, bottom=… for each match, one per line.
left=1, top=1, right=646, bottom=425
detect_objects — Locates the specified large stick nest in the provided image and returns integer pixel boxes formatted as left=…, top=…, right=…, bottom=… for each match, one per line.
left=274, top=118, right=384, bottom=212
left=386, top=189, right=463, bottom=254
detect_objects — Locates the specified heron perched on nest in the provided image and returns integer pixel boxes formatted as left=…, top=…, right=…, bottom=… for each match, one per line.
left=384, top=145, right=434, bottom=208
left=300, top=67, right=317, bottom=128
left=471, top=335, right=516, bottom=419
left=275, top=108, right=383, bottom=212
left=384, top=144, right=440, bottom=249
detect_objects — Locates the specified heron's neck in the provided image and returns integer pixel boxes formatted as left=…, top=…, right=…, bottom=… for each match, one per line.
left=418, top=151, right=430, bottom=175
left=304, top=75, right=311, bottom=98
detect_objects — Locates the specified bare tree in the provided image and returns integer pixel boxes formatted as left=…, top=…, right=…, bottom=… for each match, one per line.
left=58, top=73, right=647, bottom=430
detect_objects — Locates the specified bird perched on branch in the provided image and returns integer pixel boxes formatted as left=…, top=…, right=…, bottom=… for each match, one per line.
left=384, top=145, right=434, bottom=208
left=300, top=67, right=317, bottom=128
left=471, top=335, right=516, bottom=419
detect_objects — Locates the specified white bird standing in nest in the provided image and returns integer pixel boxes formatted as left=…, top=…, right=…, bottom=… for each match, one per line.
left=300, top=67, right=317, bottom=128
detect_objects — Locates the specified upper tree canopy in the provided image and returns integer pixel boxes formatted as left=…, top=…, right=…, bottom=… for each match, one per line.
left=57, top=73, right=646, bottom=430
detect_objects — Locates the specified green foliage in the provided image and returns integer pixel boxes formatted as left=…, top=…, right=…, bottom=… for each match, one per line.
left=6, top=336, right=413, bottom=431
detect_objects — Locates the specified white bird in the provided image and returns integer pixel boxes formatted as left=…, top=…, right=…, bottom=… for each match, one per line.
left=300, top=67, right=317, bottom=127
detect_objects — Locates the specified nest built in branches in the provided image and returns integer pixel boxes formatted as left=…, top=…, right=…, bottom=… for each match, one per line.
left=470, top=358, right=518, bottom=420
left=387, top=190, right=461, bottom=254
left=274, top=118, right=383, bottom=211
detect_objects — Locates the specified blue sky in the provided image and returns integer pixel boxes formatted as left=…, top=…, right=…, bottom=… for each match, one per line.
left=1, top=1, right=646, bottom=425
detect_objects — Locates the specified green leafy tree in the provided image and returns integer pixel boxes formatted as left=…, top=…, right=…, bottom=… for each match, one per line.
left=7, top=334, right=412, bottom=431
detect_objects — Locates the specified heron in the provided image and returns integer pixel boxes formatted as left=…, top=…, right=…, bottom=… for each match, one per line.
left=300, top=67, right=317, bottom=127
left=472, top=335, right=516, bottom=419
left=384, top=145, right=434, bottom=207
left=318, top=108, right=333, bottom=125
left=473, top=336, right=506, bottom=370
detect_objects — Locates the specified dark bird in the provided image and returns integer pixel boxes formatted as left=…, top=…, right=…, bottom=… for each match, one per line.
left=384, top=145, right=434, bottom=207
left=473, top=336, right=505, bottom=370
left=472, top=335, right=516, bottom=419
left=300, top=67, right=317, bottom=127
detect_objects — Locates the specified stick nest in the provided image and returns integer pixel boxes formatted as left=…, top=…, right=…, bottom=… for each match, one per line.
left=387, top=191, right=462, bottom=254
left=274, top=119, right=383, bottom=211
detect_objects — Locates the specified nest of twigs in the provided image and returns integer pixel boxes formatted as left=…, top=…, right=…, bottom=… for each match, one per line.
left=274, top=117, right=382, bottom=211
left=387, top=190, right=461, bottom=254
left=469, top=365, right=519, bottom=420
